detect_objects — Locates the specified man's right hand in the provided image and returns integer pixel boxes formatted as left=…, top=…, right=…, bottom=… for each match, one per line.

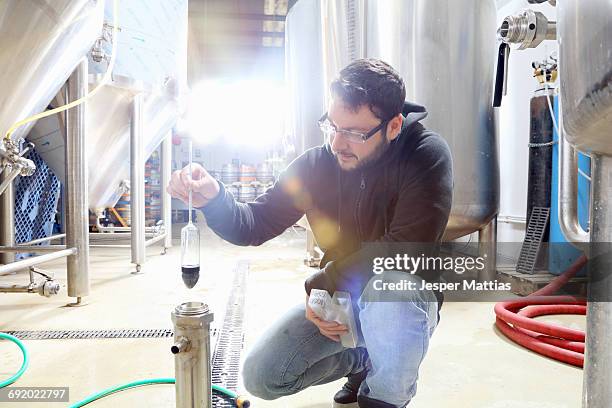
left=166, top=163, right=220, bottom=208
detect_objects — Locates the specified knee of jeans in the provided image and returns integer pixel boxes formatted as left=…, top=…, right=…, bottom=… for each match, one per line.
left=242, top=352, right=284, bottom=400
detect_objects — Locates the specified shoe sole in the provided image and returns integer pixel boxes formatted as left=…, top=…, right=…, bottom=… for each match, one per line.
left=332, top=402, right=358, bottom=408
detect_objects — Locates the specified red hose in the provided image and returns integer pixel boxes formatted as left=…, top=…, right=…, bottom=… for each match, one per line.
left=494, top=255, right=587, bottom=367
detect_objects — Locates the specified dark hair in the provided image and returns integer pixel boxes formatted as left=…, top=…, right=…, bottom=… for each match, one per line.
left=330, top=58, right=406, bottom=121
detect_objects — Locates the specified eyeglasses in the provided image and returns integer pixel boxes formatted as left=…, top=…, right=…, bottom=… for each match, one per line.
left=318, top=113, right=390, bottom=144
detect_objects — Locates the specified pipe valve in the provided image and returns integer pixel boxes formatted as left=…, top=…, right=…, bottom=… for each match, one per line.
left=498, top=9, right=556, bottom=50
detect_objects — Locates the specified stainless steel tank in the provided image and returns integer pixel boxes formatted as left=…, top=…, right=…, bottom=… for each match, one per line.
left=285, top=0, right=327, bottom=154
left=85, top=79, right=182, bottom=210
left=286, top=0, right=499, bottom=239
left=28, top=0, right=188, bottom=211
left=0, top=0, right=104, bottom=142
left=558, top=0, right=612, bottom=155
left=558, top=2, right=612, bottom=407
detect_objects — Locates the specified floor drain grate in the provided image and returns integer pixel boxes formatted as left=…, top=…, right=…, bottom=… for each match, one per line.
left=3, top=262, right=249, bottom=406
left=516, top=206, right=550, bottom=274
left=211, top=260, right=249, bottom=407
left=1, top=328, right=175, bottom=340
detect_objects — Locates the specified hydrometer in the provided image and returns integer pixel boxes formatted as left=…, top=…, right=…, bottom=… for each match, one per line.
left=181, top=138, right=200, bottom=288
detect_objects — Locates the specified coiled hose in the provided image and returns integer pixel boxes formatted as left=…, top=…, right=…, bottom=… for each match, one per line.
left=68, top=379, right=250, bottom=408
left=494, top=255, right=587, bottom=367
left=0, top=333, right=249, bottom=407
left=0, top=332, right=29, bottom=388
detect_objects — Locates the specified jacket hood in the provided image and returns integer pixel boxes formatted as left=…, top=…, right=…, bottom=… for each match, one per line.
left=372, top=100, right=429, bottom=167
left=402, top=100, right=428, bottom=124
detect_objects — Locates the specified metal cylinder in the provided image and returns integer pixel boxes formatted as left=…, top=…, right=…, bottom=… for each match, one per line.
left=526, top=90, right=555, bottom=231
left=171, top=301, right=214, bottom=408
left=583, top=154, right=612, bottom=408
left=239, top=164, right=256, bottom=182
left=65, top=59, right=90, bottom=298
left=478, top=218, right=498, bottom=281
left=0, top=170, right=15, bottom=265
left=220, top=163, right=239, bottom=185
left=130, top=93, right=146, bottom=268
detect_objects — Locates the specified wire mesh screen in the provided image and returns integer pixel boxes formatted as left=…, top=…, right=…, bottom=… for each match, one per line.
left=13, top=148, right=61, bottom=257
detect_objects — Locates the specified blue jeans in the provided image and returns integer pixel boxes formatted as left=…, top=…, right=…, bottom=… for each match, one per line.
left=242, top=271, right=440, bottom=407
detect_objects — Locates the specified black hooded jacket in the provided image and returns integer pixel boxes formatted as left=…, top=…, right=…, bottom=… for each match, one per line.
left=201, top=101, right=453, bottom=304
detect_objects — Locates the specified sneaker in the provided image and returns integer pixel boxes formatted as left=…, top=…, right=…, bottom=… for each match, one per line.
left=332, top=369, right=368, bottom=407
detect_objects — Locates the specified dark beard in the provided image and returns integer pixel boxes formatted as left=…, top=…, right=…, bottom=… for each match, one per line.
left=337, top=135, right=391, bottom=173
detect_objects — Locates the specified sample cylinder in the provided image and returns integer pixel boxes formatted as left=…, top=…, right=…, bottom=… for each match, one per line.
left=171, top=301, right=214, bottom=408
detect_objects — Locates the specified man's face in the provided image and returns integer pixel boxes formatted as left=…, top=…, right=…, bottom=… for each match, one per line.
left=327, top=98, right=395, bottom=172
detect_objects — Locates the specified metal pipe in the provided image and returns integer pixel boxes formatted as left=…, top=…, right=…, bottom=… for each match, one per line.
left=478, top=217, right=497, bottom=281
left=0, top=280, right=60, bottom=297
left=130, top=93, right=145, bottom=271
left=0, top=245, right=67, bottom=253
left=90, top=232, right=158, bottom=239
left=19, top=234, right=66, bottom=246
left=0, top=248, right=76, bottom=276
left=96, top=217, right=157, bottom=233
left=0, top=167, right=20, bottom=197
left=559, top=123, right=590, bottom=244
left=497, top=215, right=527, bottom=225
left=171, top=302, right=214, bottom=408
left=98, top=226, right=158, bottom=233
left=145, top=233, right=166, bottom=248
left=65, top=59, right=90, bottom=298
left=0, top=169, right=15, bottom=265
left=162, top=134, right=173, bottom=250
left=582, top=154, right=612, bottom=408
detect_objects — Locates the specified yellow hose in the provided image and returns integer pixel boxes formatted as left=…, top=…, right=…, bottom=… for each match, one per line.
left=3, top=0, right=119, bottom=141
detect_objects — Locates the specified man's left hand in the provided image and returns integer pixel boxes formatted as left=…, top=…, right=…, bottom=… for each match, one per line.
left=305, top=295, right=348, bottom=342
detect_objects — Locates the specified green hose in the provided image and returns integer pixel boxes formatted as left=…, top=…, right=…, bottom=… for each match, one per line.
left=68, top=378, right=250, bottom=408
left=0, top=332, right=248, bottom=407
left=0, top=332, right=30, bottom=388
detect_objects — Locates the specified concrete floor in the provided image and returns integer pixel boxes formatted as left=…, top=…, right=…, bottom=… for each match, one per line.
left=0, top=228, right=584, bottom=407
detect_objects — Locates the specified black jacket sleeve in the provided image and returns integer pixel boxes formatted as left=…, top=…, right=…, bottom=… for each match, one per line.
left=305, top=132, right=453, bottom=297
left=201, top=155, right=309, bottom=246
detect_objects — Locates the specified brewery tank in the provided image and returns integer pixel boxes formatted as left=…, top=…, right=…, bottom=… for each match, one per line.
left=0, top=0, right=104, bottom=143
left=558, top=0, right=612, bottom=155
left=27, top=0, right=188, bottom=211
left=286, top=0, right=499, bottom=240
